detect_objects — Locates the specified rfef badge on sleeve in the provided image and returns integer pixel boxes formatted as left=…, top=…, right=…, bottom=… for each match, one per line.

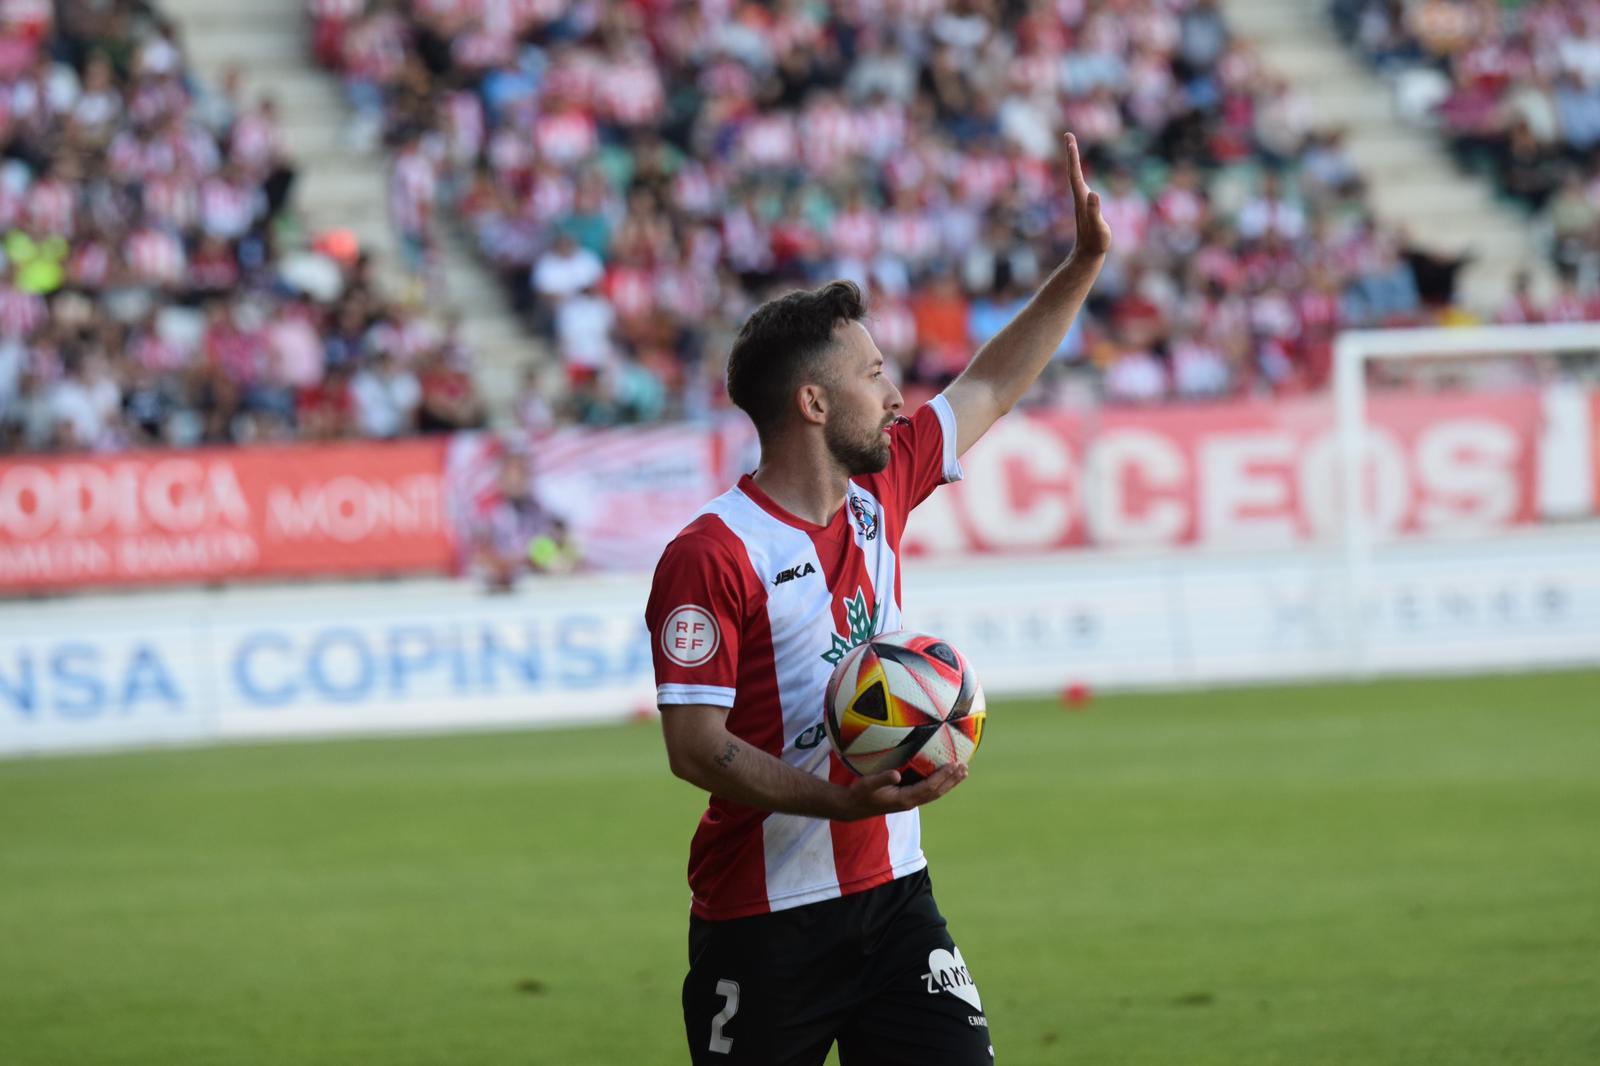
left=661, top=605, right=720, bottom=667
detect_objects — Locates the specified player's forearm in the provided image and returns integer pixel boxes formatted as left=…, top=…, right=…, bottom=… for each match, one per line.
left=670, top=729, right=849, bottom=821
left=956, top=251, right=1105, bottom=414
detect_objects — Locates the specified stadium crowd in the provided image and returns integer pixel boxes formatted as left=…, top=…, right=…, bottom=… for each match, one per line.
left=10, top=1, right=1595, bottom=457
left=313, top=0, right=1481, bottom=423
left=0, top=0, right=483, bottom=455
left=1334, top=0, right=1600, bottom=313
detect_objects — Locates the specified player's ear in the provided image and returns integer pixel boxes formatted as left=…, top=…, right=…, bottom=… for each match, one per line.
left=796, top=381, right=828, bottom=427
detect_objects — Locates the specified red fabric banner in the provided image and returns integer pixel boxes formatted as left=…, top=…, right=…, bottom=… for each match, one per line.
left=0, top=439, right=451, bottom=592
left=904, top=391, right=1546, bottom=557
left=445, top=426, right=722, bottom=573
left=0, top=388, right=1560, bottom=591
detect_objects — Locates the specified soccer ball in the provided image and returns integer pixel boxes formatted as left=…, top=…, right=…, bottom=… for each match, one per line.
left=823, top=631, right=986, bottom=781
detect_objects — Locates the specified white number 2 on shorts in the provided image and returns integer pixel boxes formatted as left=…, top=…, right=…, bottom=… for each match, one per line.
left=709, top=978, right=740, bottom=1054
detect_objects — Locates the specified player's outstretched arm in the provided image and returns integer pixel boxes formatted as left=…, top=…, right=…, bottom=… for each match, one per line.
left=942, top=131, right=1112, bottom=457
left=661, top=704, right=967, bottom=821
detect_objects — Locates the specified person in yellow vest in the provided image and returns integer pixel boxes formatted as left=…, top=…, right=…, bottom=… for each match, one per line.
left=470, top=448, right=579, bottom=591
left=3, top=227, right=68, bottom=295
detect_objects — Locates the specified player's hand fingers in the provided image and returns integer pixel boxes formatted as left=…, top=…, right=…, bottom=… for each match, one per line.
left=843, top=770, right=902, bottom=815
left=854, top=770, right=902, bottom=792
left=1063, top=132, right=1110, bottom=256
left=902, top=762, right=968, bottom=807
left=1064, top=132, right=1089, bottom=201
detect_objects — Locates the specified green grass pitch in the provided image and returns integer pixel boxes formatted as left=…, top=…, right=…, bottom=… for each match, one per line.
left=2, top=670, right=1598, bottom=1065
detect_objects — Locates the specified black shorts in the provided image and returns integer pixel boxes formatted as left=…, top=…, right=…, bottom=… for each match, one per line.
left=682, top=869, right=993, bottom=1066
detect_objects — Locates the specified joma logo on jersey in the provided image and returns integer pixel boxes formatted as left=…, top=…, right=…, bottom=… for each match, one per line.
left=771, top=562, right=816, bottom=586
left=821, top=587, right=881, bottom=666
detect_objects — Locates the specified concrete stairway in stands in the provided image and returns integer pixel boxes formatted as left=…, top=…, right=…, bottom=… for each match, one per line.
left=160, top=0, right=533, bottom=421
left=1221, top=0, right=1554, bottom=309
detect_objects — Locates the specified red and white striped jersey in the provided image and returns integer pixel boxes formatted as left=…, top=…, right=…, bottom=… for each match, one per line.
left=229, top=109, right=281, bottom=173
left=309, top=0, right=362, bottom=18
left=596, top=54, right=665, bottom=127
left=389, top=150, right=437, bottom=235
left=1098, top=189, right=1150, bottom=248
left=25, top=177, right=73, bottom=237
left=123, top=227, right=185, bottom=286
left=343, top=12, right=408, bottom=83
left=645, top=396, right=963, bottom=921
left=452, top=31, right=512, bottom=72
left=738, top=113, right=799, bottom=169
left=442, top=89, right=485, bottom=164
left=829, top=206, right=878, bottom=262
left=671, top=161, right=719, bottom=218
left=66, top=240, right=110, bottom=290
left=856, top=101, right=906, bottom=163
left=879, top=209, right=940, bottom=267
left=143, top=174, right=198, bottom=232
left=1009, top=50, right=1059, bottom=96
left=603, top=263, right=656, bottom=319
left=867, top=296, right=916, bottom=358
left=801, top=99, right=858, bottom=175
left=200, top=177, right=258, bottom=241
left=954, top=152, right=1012, bottom=208
left=0, top=284, right=46, bottom=340
left=654, top=260, right=714, bottom=321
left=541, top=50, right=601, bottom=106
left=524, top=166, right=574, bottom=224
left=531, top=108, right=597, bottom=166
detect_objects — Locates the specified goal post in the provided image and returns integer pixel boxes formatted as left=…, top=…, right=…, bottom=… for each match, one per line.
left=1332, top=322, right=1600, bottom=673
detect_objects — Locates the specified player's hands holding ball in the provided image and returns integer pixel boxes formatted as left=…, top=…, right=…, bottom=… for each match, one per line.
left=836, top=763, right=968, bottom=821
left=824, top=632, right=986, bottom=821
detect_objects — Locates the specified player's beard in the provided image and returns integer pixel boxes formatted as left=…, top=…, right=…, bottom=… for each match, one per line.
left=824, top=409, right=892, bottom=476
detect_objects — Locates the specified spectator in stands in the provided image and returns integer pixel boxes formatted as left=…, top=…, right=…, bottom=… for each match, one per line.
left=389, top=131, right=439, bottom=299
left=471, top=449, right=576, bottom=592
left=554, top=279, right=618, bottom=384
left=531, top=227, right=605, bottom=336
left=0, top=0, right=479, bottom=456
left=1179, top=0, right=1231, bottom=78
left=1339, top=0, right=1600, bottom=304
left=415, top=343, right=484, bottom=434
left=311, top=0, right=1570, bottom=420
left=351, top=348, right=421, bottom=439
left=1503, top=120, right=1563, bottom=209
left=1549, top=169, right=1600, bottom=277
left=1555, top=70, right=1600, bottom=153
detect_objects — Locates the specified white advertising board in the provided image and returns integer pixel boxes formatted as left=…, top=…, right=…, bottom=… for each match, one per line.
left=0, top=575, right=659, bottom=756
left=2, top=527, right=1598, bottom=758
left=906, top=528, right=1600, bottom=691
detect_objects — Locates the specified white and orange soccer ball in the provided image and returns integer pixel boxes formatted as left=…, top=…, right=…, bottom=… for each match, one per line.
left=822, top=631, right=986, bottom=781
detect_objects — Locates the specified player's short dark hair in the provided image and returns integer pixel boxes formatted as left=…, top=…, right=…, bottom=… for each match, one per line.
left=726, top=280, right=866, bottom=438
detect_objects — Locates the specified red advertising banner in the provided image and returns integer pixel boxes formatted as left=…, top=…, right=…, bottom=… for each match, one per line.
left=0, top=388, right=1562, bottom=591
left=445, top=425, right=721, bottom=572
left=904, top=390, right=1546, bottom=557
left=0, top=439, right=451, bottom=592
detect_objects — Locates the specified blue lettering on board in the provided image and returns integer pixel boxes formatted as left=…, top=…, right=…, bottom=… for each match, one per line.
left=233, top=632, right=296, bottom=706
left=0, top=642, right=184, bottom=720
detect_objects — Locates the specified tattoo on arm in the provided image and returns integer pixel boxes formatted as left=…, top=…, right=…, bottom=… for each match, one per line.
left=714, top=742, right=739, bottom=769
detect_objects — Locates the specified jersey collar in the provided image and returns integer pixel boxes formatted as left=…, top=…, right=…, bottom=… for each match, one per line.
left=736, top=474, right=847, bottom=534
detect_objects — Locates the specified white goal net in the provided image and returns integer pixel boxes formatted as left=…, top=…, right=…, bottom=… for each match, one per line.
left=1332, top=323, right=1600, bottom=673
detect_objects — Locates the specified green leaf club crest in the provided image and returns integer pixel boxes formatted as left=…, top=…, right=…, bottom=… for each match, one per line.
left=822, top=587, right=881, bottom=665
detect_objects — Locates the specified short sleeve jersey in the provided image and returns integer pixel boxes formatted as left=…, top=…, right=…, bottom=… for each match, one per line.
left=645, top=395, right=964, bottom=921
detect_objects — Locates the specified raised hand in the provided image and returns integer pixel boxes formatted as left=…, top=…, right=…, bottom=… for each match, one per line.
left=1064, top=132, right=1112, bottom=260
